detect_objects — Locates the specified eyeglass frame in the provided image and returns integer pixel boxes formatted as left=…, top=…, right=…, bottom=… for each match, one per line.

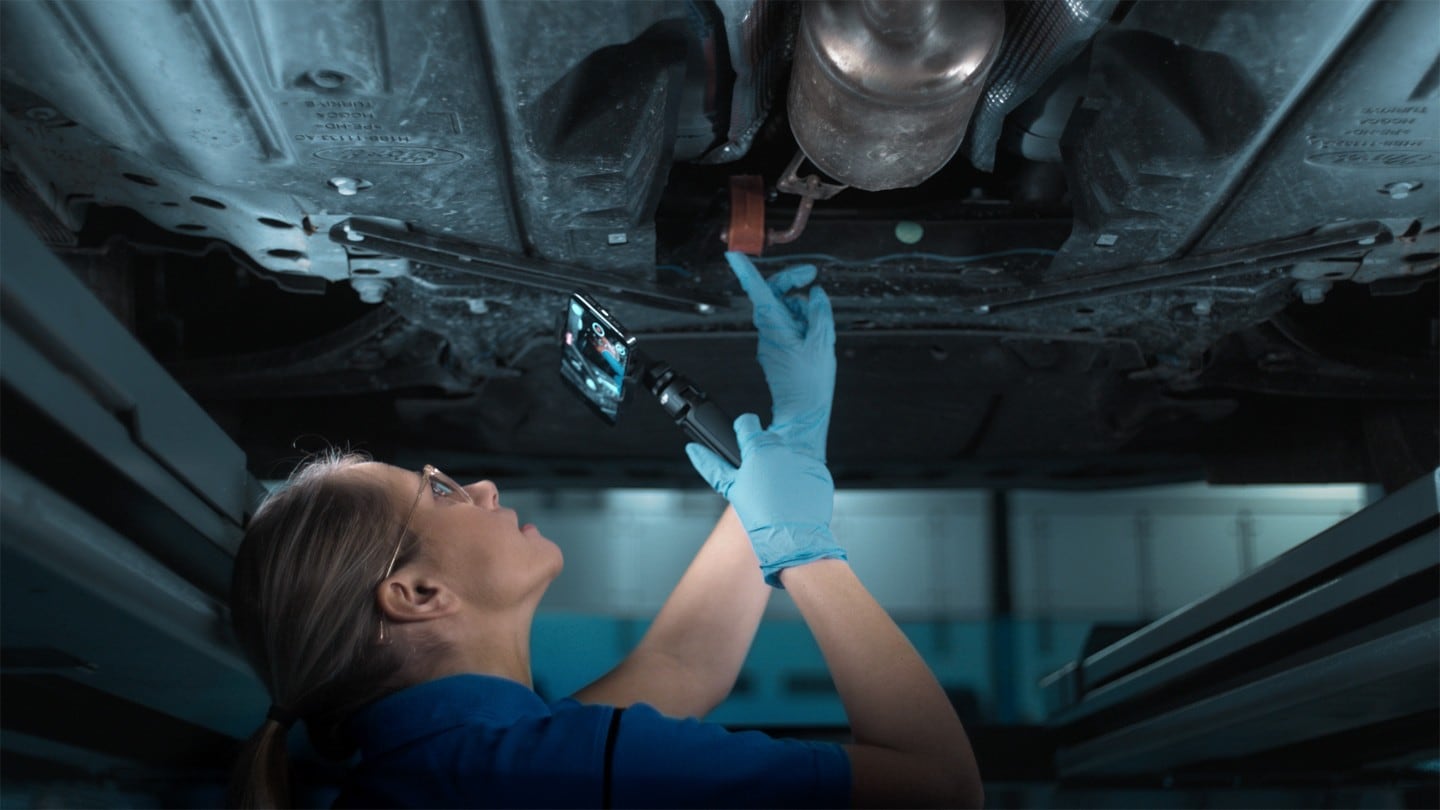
left=377, top=464, right=473, bottom=642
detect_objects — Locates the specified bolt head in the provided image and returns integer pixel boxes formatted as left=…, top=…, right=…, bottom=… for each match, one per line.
left=329, top=176, right=371, bottom=196
left=351, top=278, right=390, bottom=304
left=1379, top=180, right=1422, bottom=200
left=1296, top=280, right=1331, bottom=305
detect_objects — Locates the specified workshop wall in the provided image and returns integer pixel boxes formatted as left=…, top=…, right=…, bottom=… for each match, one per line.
left=501, top=482, right=1370, bottom=725
left=1010, top=483, right=1372, bottom=621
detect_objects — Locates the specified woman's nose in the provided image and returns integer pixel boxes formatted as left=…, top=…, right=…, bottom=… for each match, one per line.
left=466, top=480, right=500, bottom=508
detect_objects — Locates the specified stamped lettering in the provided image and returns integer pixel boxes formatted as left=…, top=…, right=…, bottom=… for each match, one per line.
left=312, top=145, right=466, bottom=165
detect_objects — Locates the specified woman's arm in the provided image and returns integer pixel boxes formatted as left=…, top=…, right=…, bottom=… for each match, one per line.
left=571, top=255, right=826, bottom=716
left=784, top=559, right=984, bottom=808
left=570, top=505, right=770, bottom=717
left=653, top=253, right=979, bottom=805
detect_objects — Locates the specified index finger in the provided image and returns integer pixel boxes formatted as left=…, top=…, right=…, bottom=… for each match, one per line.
left=725, top=251, right=777, bottom=303
left=725, top=252, right=804, bottom=341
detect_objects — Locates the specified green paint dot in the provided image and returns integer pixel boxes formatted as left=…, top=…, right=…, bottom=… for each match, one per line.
left=894, top=220, right=924, bottom=245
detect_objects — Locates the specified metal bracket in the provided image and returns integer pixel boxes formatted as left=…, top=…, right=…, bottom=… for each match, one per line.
left=774, top=149, right=849, bottom=200
left=770, top=151, right=848, bottom=246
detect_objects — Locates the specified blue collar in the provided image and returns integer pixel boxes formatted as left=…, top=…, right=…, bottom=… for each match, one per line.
left=348, top=674, right=552, bottom=759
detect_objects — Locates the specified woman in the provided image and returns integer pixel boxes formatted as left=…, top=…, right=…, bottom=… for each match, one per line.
left=228, top=254, right=983, bottom=808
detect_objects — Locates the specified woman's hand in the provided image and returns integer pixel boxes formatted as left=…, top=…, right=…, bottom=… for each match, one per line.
left=575, top=257, right=841, bottom=708
left=688, top=255, right=981, bottom=806
left=687, top=413, right=846, bottom=587
left=686, top=254, right=844, bottom=587
left=723, top=251, right=836, bottom=461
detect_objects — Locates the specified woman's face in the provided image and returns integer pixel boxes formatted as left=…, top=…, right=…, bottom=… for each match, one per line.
left=356, top=463, right=564, bottom=611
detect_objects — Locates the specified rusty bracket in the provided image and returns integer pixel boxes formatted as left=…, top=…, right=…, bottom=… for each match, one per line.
left=724, top=151, right=849, bottom=255
left=774, top=149, right=849, bottom=201
left=769, top=151, right=849, bottom=246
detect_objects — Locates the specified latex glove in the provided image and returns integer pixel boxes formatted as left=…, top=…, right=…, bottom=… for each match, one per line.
left=688, top=414, right=847, bottom=588
left=725, top=252, right=836, bottom=461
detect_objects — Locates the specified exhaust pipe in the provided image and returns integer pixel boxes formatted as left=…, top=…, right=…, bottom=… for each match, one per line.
left=788, top=0, right=1005, bottom=191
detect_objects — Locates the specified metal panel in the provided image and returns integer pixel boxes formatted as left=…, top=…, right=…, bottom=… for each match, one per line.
left=0, top=0, right=692, bottom=284
left=0, top=322, right=237, bottom=592
left=0, top=203, right=253, bottom=531
left=1056, top=618, right=1440, bottom=776
left=1049, top=0, right=1382, bottom=277
left=0, top=462, right=264, bottom=738
left=1048, top=528, right=1439, bottom=726
left=1197, top=0, right=1440, bottom=252
left=1072, top=469, right=1438, bottom=691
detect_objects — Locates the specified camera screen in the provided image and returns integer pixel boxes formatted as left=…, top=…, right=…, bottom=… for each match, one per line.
left=559, top=297, right=632, bottom=422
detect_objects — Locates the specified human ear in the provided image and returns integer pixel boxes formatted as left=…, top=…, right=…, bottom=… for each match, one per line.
left=376, top=574, right=461, bottom=624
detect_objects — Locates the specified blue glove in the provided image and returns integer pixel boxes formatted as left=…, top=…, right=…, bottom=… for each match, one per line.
left=724, top=252, right=836, bottom=461
left=688, top=414, right=847, bottom=588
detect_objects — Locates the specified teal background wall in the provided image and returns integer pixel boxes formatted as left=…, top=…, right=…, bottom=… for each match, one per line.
left=502, top=483, right=1369, bottom=726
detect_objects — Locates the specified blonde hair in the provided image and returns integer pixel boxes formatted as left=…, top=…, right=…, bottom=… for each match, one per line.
left=227, top=451, right=422, bottom=808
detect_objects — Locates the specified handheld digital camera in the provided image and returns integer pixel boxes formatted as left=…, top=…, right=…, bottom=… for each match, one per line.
left=558, top=292, right=742, bottom=467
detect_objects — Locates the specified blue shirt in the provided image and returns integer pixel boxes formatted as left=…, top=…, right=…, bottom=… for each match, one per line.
left=334, top=674, right=851, bottom=808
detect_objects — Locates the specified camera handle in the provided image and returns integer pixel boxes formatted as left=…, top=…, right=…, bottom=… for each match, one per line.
left=639, top=359, right=743, bottom=468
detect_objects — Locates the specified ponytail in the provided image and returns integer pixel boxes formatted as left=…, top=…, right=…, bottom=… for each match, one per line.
left=228, top=719, right=292, bottom=809
left=228, top=452, right=421, bottom=808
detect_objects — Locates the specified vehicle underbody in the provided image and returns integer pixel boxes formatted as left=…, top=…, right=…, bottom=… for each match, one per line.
left=2, top=0, right=1436, bottom=489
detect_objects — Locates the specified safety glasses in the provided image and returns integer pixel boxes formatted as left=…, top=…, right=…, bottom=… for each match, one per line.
left=377, top=464, right=472, bottom=642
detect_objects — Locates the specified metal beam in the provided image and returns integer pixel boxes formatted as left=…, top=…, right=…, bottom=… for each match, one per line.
left=1062, top=468, right=1438, bottom=699
left=0, top=202, right=257, bottom=529
left=1056, top=618, right=1440, bottom=776
left=330, top=217, right=731, bottom=311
